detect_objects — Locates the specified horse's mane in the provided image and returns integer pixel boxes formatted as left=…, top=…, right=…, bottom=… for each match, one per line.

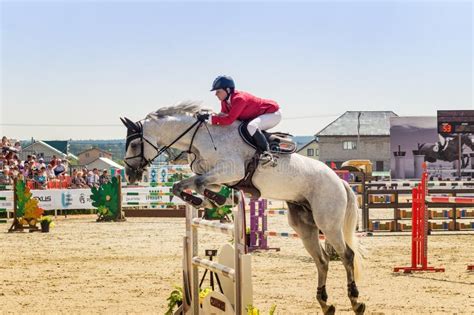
left=148, top=101, right=206, bottom=119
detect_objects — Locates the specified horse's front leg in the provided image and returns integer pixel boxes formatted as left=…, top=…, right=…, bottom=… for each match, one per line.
left=171, top=175, right=212, bottom=208
left=172, top=163, right=245, bottom=207
left=193, top=164, right=245, bottom=206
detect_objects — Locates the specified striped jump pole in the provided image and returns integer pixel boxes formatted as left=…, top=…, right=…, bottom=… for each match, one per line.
left=394, top=164, right=445, bottom=273
left=264, top=231, right=299, bottom=238
left=191, top=257, right=235, bottom=280
left=184, top=190, right=251, bottom=315
left=122, top=201, right=176, bottom=207
left=369, top=180, right=474, bottom=189
left=425, top=196, right=474, bottom=204
left=265, top=210, right=288, bottom=215
left=263, top=231, right=336, bottom=241
left=123, top=191, right=174, bottom=196
left=191, top=218, right=234, bottom=236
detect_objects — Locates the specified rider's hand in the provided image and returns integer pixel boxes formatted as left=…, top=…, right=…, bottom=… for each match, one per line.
left=196, top=113, right=210, bottom=122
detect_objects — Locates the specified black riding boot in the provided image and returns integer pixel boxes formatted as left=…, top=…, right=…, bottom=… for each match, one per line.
left=252, top=129, right=276, bottom=166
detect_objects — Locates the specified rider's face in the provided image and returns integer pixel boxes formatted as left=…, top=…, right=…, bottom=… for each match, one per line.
left=215, top=89, right=228, bottom=101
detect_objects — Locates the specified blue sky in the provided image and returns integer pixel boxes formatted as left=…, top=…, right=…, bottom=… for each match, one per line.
left=1, top=1, right=472, bottom=140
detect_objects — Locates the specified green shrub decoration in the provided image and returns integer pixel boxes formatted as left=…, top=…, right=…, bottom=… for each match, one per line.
left=90, top=177, right=121, bottom=222
left=203, top=186, right=234, bottom=220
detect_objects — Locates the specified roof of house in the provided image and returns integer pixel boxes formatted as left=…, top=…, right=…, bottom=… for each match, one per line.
left=44, top=141, right=69, bottom=154
left=297, top=139, right=318, bottom=153
left=78, top=147, right=113, bottom=156
left=316, top=111, right=398, bottom=137
left=87, top=157, right=124, bottom=169
left=67, top=153, right=79, bottom=161
left=22, top=140, right=68, bottom=157
left=293, top=136, right=316, bottom=150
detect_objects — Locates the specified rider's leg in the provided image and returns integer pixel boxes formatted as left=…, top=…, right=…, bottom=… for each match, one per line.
left=247, top=111, right=282, bottom=164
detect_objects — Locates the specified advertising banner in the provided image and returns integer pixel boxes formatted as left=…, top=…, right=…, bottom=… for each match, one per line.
left=390, top=116, right=474, bottom=179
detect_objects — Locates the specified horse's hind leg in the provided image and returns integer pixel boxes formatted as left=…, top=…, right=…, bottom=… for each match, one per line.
left=322, top=229, right=365, bottom=315
left=286, top=202, right=335, bottom=315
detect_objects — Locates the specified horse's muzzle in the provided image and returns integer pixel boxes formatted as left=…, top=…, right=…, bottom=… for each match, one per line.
left=125, top=167, right=143, bottom=184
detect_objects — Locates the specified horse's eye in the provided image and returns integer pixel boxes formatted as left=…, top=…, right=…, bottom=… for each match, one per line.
left=131, top=143, right=138, bottom=149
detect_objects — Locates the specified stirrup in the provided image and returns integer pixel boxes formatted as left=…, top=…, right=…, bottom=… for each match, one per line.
left=259, top=152, right=277, bottom=167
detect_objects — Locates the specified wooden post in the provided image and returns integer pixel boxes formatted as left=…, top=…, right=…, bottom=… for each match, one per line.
left=8, top=178, right=18, bottom=232
left=457, top=134, right=462, bottom=178
left=117, top=175, right=125, bottom=221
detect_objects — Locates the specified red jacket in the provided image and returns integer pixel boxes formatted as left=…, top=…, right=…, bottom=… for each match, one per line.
left=211, top=90, right=280, bottom=126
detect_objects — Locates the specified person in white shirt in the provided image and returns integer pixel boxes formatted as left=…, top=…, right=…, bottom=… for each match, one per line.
left=46, top=164, right=56, bottom=179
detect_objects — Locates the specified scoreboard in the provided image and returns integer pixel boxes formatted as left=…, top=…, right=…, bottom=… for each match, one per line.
left=437, top=110, right=474, bottom=135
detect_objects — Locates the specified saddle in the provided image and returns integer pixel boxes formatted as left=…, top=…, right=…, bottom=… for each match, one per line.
left=227, top=121, right=298, bottom=199
left=238, top=121, right=298, bottom=154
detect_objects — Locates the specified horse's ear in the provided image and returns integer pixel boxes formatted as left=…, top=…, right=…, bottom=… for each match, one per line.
left=120, top=117, right=128, bottom=128
left=124, top=117, right=140, bottom=132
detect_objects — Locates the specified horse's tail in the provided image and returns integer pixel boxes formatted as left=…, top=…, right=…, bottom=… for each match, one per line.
left=342, top=180, right=363, bottom=282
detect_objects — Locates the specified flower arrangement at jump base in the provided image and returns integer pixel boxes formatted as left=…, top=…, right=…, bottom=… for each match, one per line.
left=247, top=305, right=277, bottom=315
left=165, top=287, right=215, bottom=314
left=9, top=179, right=44, bottom=232
left=90, top=177, right=124, bottom=222
left=39, top=216, right=55, bottom=233
left=165, top=286, right=276, bottom=315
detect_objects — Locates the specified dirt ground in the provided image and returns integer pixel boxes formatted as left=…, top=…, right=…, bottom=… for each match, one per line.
left=0, top=215, right=473, bottom=315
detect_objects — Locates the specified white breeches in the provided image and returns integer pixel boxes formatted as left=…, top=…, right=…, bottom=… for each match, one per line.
left=247, top=111, right=282, bottom=136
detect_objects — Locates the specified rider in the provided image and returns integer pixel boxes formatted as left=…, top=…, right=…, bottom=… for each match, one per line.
left=202, top=75, right=281, bottom=165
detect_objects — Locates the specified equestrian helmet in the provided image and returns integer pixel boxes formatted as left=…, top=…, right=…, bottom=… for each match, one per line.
left=210, top=75, right=235, bottom=91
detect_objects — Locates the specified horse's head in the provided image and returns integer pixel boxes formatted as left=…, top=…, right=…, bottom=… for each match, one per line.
left=121, top=102, right=207, bottom=183
left=120, top=117, right=159, bottom=183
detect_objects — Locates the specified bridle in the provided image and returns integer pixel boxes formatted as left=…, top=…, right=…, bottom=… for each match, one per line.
left=124, top=118, right=215, bottom=173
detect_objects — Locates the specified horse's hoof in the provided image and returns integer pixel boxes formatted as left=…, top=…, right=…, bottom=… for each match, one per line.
left=354, top=302, right=366, bottom=315
left=204, top=189, right=226, bottom=205
left=181, top=192, right=203, bottom=207
left=324, top=305, right=336, bottom=315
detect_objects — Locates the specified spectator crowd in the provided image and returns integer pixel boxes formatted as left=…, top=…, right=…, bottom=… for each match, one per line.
left=1, top=136, right=110, bottom=189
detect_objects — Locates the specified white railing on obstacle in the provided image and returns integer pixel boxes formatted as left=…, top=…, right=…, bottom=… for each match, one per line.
left=191, top=218, right=235, bottom=236
left=183, top=191, right=252, bottom=315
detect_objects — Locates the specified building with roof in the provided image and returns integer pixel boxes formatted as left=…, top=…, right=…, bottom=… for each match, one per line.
left=296, top=138, right=319, bottom=160
left=20, top=140, right=78, bottom=163
left=85, top=157, right=124, bottom=171
left=316, top=111, right=398, bottom=172
left=78, top=147, right=113, bottom=165
left=20, top=140, right=67, bottom=162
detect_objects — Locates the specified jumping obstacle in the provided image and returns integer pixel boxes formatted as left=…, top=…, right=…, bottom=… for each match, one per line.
left=364, top=175, right=474, bottom=232
left=121, top=186, right=196, bottom=217
left=468, top=265, right=474, bottom=271
left=181, top=191, right=252, bottom=315
left=8, top=179, right=44, bottom=232
left=394, top=165, right=447, bottom=273
left=248, top=199, right=365, bottom=253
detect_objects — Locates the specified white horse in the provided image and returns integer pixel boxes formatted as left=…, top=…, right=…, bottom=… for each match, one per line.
left=121, top=102, right=365, bottom=315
